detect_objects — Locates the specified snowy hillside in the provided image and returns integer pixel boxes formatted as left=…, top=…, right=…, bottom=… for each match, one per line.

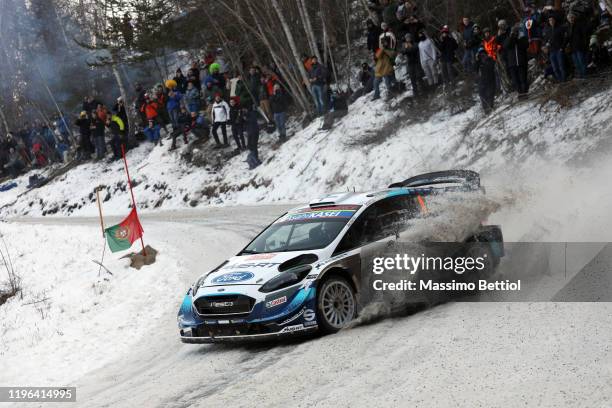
left=2, top=80, right=612, bottom=242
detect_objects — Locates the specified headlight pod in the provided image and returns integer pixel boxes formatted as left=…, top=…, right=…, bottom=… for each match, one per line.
left=192, top=275, right=208, bottom=297
left=259, top=264, right=312, bottom=293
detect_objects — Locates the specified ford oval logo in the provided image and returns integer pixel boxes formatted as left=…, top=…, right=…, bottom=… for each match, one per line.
left=212, top=271, right=255, bottom=284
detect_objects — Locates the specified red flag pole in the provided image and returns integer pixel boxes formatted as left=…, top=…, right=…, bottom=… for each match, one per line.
left=121, top=144, right=146, bottom=256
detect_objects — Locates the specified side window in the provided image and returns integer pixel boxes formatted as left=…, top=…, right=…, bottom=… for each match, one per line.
left=334, top=195, right=424, bottom=255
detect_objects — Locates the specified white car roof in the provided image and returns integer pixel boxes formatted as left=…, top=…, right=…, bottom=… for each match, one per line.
left=287, top=189, right=405, bottom=213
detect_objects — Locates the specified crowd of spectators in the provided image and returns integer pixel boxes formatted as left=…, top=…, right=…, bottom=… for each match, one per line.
left=1, top=1, right=611, bottom=182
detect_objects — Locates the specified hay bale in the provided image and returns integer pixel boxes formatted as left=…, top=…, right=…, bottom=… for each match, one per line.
left=122, top=245, right=158, bottom=270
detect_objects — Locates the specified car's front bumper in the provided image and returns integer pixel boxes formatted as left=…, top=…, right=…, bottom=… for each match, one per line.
left=178, top=284, right=319, bottom=343
left=179, top=324, right=319, bottom=343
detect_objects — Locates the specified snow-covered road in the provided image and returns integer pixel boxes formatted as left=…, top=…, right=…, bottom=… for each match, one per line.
left=2, top=205, right=611, bottom=408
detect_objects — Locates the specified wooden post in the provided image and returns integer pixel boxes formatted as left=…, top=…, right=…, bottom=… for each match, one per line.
left=96, top=186, right=105, bottom=238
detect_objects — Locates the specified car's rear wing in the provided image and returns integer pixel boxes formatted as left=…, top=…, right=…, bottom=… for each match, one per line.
left=389, top=170, right=482, bottom=193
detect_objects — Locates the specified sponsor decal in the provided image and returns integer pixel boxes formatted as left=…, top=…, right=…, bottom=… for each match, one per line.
left=283, top=210, right=356, bottom=223
left=211, top=271, right=255, bottom=284
left=211, top=301, right=234, bottom=308
left=280, top=324, right=305, bottom=333
left=303, top=309, right=316, bottom=322
left=280, top=308, right=305, bottom=325
left=306, top=274, right=318, bottom=280
left=266, top=296, right=287, bottom=309
left=304, top=321, right=318, bottom=327
left=222, top=262, right=280, bottom=270
left=245, top=253, right=278, bottom=260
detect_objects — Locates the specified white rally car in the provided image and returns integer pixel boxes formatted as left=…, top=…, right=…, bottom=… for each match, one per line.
left=177, top=171, right=504, bottom=343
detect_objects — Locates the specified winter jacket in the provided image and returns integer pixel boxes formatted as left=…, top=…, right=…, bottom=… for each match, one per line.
left=229, top=105, right=244, bottom=125
left=568, top=20, right=589, bottom=52
left=483, top=36, right=501, bottom=60
left=521, top=11, right=543, bottom=40
left=173, top=73, right=188, bottom=93
left=546, top=24, right=568, bottom=51
left=141, top=101, right=159, bottom=120
left=113, top=102, right=128, bottom=124
left=167, top=92, right=183, bottom=112
left=212, top=100, right=230, bottom=123
left=439, top=35, right=458, bottom=62
left=75, top=118, right=91, bottom=136
left=359, top=67, right=374, bottom=88
left=92, top=117, right=106, bottom=138
left=375, top=48, right=396, bottom=77
left=107, top=120, right=121, bottom=136
left=143, top=124, right=161, bottom=141
left=418, top=38, right=439, bottom=62
left=184, top=87, right=200, bottom=106
left=270, top=91, right=288, bottom=114
left=462, top=22, right=476, bottom=46
left=235, top=80, right=253, bottom=109
left=504, top=33, right=529, bottom=67
left=402, top=43, right=421, bottom=67
left=382, top=1, right=399, bottom=26
left=367, top=23, right=383, bottom=51
left=308, top=63, right=327, bottom=86
left=476, top=54, right=497, bottom=92
left=111, top=115, right=125, bottom=132
left=379, top=31, right=397, bottom=50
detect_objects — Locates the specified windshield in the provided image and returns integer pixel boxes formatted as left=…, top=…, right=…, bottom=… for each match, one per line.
left=242, top=206, right=360, bottom=254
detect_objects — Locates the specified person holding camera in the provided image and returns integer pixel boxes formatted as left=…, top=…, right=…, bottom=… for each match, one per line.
left=373, top=36, right=397, bottom=100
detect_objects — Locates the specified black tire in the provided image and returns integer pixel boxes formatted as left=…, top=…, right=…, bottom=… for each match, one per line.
left=316, top=275, right=357, bottom=334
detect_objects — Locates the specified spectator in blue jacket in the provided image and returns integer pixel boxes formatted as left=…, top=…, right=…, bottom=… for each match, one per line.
left=143, top=120, right=162, bottom=146
left=462, top=17, right=477, bottom=72
left=184, top=81, right=201, bottom=113
left=166, top=89, right=183, bottom=129
left=307, top=56, right=328, bottom=115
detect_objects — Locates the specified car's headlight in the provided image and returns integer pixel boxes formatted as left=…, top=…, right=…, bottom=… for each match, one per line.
left=259, top=265, right=312, bottom=293
left=192, top=275, right=208, bottom=297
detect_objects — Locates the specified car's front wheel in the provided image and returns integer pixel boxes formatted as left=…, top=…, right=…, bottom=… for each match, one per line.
left=316, top=275, right=357, bottom=333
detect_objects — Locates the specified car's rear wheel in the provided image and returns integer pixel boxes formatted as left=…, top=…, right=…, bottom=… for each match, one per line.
left=316, top=276, right=356, bottom=333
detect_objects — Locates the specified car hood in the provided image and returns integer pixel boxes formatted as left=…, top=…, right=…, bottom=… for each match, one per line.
left=202, top=251, right=321, bottom=287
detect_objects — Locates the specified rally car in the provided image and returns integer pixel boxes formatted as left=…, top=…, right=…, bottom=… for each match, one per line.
left=178, top=170, right=504, bottom=343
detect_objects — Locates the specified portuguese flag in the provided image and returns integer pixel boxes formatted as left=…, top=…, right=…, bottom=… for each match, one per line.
left=104, top=208, right=144, bottom=253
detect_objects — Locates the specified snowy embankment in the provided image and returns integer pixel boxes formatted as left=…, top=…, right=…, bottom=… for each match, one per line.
left=2, top=80, right=612, bottom=241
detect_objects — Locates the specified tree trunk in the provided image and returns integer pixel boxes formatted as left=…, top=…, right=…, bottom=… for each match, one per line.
left=244, top=0, right=312, bottom=113
left=319, top=0, right=330, bottom=67
left=357, top=0, right=378, bottom=25
left=218, top=0, right=313, bottom=112
left=343, top=0, right=352, bottom=91
left=112, top=63, right=134, bottom=138
left=297, top=0, right=321, bottom=61
left=34, top=62, right=75, bottom=144
left=0, top=104, right=10, bottom=134
left=269, top=0, right=313, bottom=95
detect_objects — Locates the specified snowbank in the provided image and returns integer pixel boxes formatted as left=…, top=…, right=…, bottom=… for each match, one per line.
left=3, top=82, right=612, bottom=242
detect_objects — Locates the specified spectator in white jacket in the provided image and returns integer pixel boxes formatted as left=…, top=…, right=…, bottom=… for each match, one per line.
left=379, top=22, right=397, bottom=50
left=212, top=93, right=230, bottom=147
left=418, top=30, right=440, bottom=87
